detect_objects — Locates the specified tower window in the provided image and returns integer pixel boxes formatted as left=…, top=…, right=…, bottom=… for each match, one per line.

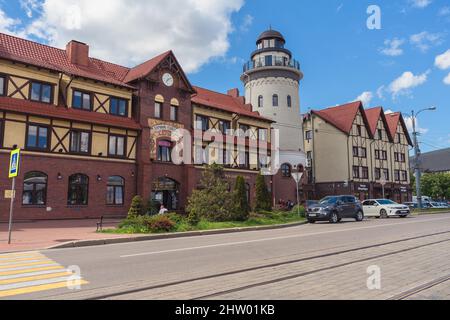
left=272, top=94, right=278, bottom=107
left=287, top=95, right=292, bottom=108
left=258, top=95, right=263, bottom=108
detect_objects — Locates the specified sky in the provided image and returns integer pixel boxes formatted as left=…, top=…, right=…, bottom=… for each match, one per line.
left=0, top=0, right=449, bottom=153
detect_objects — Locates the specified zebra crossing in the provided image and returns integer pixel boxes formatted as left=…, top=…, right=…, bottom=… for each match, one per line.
left=0, top=251, right=88, bottom=298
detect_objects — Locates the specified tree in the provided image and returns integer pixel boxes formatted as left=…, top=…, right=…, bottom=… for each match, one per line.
left=255, top=174, right=272, bottom=212
left=233, top=176, right=250, bottom=221
left=421, top=173, right=450, bottom=200
left=186, top=164, right=235, bottom=222
left=128, top=195, right=144, bottom=217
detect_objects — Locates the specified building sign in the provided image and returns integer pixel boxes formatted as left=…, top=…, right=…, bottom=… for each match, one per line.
left=400, top=187, right=408, bottom=193
left=9, top=149, right=20, bottom=178
left=149, top=119, right=184, bottom=159
left=357, top=184, right=369, bottom=192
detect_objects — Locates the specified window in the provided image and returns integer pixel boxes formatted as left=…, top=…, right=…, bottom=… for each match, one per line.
left=107, top=176, right=124, bottom=205
left=281, top=163, right=292, bottom=177
left=170, top=105, right=178, bottom=122
left=397, top=133, right=402, bottom=143
left=195, top=115, right=209, bottom=131
left=383, top=169, right=389, bottom=180
left=265, top=55, right=272, bottom=67
left=68, top=174, right=89, bottom=205
left=375, top=150, right=380, bottom=160
left=158, top=140, right=172, bottom=162
left=22, top=172, right=47, bottom=206
left=394, top=170, right=400, bottom=181
left=222, top=148, right=232, bottom=167
left=258, top=128, right=268, bottom=141
left=394, top=152, right=399, bottom=162
left=378, top=129, right=383, bottom=140
left=353, top=146, right=359, bottom=157
left=154, top=102, right=162, bottom=119
left=382, top=151, right=387, bottom=160
left=307, top=151, right=312, bottom=160
left=305, top=130, right=313, bottom=140
left=272, top=94, right=279, bottom=107
left=0, top=76, right=5, bottom=96
left=400, top=153, right=406, bottom=162
left=357, top=125, right=362, bottom=136
left=30, top=82, right=52, bottom=103
left=239, top=124, right=250, bottom=137
left=27, top=124, right=49, bottom=150
left=360, top=147, right=367, bottom=158
left=362, top=167, right=369, bottom=179
left=375, top=168, right=381, bottom=180
left=401, top=171, right=408, bottom=181
left=73, top=90, right=92, bottom=110
left=258, top=95, right=263, bottom=108
left=70, top=131, right=90, bottom=154
left=109, top=135, right=126, bottom=157
left=287, top=95, right=292, bottom=108
left=353, top=166, right=360, bottom=179
left=110, top=98, right=127, bottom=117
left=239, top=151, right=250, bottom=169
left=219, top=120, right=231, bottom=135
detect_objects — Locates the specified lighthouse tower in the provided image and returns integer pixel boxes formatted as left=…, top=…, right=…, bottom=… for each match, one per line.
left=241, top=29, right=306, bottom=170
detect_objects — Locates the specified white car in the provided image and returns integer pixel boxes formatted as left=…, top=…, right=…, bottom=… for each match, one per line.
left=362, top=199, right=410, bottom=218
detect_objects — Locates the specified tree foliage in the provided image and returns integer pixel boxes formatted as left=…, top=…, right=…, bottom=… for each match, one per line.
left=128, top=195, right=144, bottom=217
left=255, top=173, right=272, bottom=212
left=421, top=173, right=450, bottom=200
left=233, top=176, right=250, bottom=221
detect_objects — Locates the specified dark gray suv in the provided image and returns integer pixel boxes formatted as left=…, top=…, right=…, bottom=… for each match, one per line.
left=306, top=196, right=364, bottom=224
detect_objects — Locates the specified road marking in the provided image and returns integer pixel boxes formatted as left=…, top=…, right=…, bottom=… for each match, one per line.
left=0, top=251, right=88, bottom=298
left=120, top=216, right=450, bottom=258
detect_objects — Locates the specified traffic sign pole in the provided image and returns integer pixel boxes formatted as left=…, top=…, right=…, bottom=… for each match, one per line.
left=7, top=177, right=16, bottom=245
left=7, top=148, right=20, bottom=245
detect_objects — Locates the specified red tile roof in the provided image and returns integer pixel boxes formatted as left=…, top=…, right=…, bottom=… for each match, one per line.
left=0, top=97, right=141, bottom=130
left=0, top=33, right=134, bottom=89
left=312, top=101, right=366, bottom=135
left=122, top=51, right=171, bottom=83
left=385, top=112, right=413, bottom=146
left=365, top=107, right=393, bottom=141
left=192, top=86, right=272, bottom=122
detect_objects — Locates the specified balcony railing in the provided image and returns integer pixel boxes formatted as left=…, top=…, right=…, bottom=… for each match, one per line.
left=243, top=56, right=301, bottom=73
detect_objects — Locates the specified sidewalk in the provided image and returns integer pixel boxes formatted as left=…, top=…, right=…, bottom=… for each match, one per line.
left=0, top=219, right=130, bottom=253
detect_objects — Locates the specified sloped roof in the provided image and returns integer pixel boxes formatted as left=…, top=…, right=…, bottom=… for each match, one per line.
left=311, top=101, right=370, bottom=135
left=411, top=148, right=450, bottom=173
left=0, top=97, right=141, bottom=130
left=365, top=107, right=393, bottom=141
left=192, top=86, right=272, bottom=122
left=385, top=112, right=413, bottom=146
left=122, top=50, right=171, bottom=83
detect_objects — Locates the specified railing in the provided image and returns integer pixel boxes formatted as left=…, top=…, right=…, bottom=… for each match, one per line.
left=243, top=56, right=301, bottom=73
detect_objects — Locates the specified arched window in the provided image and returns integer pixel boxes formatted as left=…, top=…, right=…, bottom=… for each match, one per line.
left=287, top=95, right=292, bottom=108
left=272, top=94, right=279, bottom=107
left=68, top=174, right=89, bottom=205
left=107, top=176, right=125, bottom=205
left=258, top=95, right=263, bottom=108
left=158, top=140, right=172, bottom=162
left=22, top=172, right=47, bottom=205
left=281, top=163, right=292, bottom=177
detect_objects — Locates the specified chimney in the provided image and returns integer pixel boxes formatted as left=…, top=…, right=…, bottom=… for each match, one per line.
left=227, top=88, right=240, bottom=98
left=66, top=40, right=90, bottom=67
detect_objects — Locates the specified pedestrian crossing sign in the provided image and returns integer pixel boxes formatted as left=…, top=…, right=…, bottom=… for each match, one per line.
left=9, top=149, right=20, bottom=179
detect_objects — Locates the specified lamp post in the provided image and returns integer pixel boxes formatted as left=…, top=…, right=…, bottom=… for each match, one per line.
left=410, top=107, right=436, bottom=209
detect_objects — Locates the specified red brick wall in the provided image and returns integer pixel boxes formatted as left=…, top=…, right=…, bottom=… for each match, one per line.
left=0, top=153, right=136, bottom=222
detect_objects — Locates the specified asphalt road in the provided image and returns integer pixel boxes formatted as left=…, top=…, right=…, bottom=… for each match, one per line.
left=1, top=213, right=449, bottom=300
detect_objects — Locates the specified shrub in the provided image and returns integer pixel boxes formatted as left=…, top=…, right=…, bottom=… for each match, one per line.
left=119, top=215, right=151, bottom=233
left=146, top=199, right=160, bottom=215
left=233, top=176, right=250, bottom=221
left=128, top=195, right=144, bottom=217
left=147, top=215, right=176, bottom=233
left=186, top=164, right=235, bottom=222
left=255, top=174, right=272, bottom=212
left=291, top=205, right=306, bottom=218
left=165, top=212, right=185, bottom=224
left=187, top=210, right=200, bottom=226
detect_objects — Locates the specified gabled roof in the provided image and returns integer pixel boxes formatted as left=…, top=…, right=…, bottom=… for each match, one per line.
left=0, top=97, right=141, bottom=130
left=385, top=112, right=413, bottom=146
left=365, top=107, right=393, bottom=141
left=411, top=148, right=450, bottom=173
left=311, top=101, right=372, bottom=136
left=192, top=86, right=272, bottom=122
left=122, top=51, right=171, bottom=83
left=0, top=32, right=133, bottom=89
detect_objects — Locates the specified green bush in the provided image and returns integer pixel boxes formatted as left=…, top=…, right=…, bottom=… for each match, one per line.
left=187, top=210, right=200, bottom=226
left=255, top=174, right=272, bottom=212
left=147, top=215, right=176, bottom=233
left=128, top=195, right=145, bottom=217
left=291, top=205, right=306, bottom=218
left=165, top=213, right=185, bottom=224
left=233, top=176, right=250, bottom=221
left=119, top=215, right=151, bottom=233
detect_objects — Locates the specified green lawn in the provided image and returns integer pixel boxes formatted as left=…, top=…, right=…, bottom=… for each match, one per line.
left=101, top=211, right=306, bottom=235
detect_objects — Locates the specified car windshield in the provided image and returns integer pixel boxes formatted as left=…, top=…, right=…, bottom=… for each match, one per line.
left=319, top=197, right=338, bottom=205
left=377, top=200, right=396, bottom=205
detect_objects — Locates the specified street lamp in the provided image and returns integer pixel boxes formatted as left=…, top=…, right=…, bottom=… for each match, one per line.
left=411, top=106, right=436, bottom=209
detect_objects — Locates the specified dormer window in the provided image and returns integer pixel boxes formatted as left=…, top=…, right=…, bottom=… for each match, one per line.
left=30, top=81, right=52, bottom=104
left=73, top=90, right=92, bottom=111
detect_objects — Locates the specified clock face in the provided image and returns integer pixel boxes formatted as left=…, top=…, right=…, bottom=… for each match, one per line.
left=162, top=73, right=174, bottom=87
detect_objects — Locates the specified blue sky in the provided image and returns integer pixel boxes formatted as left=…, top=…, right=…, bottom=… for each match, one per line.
left=1, top=0, right=449, bottom=153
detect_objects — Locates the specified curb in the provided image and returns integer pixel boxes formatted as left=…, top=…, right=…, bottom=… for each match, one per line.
left=47, top=220, right=308, bottom=250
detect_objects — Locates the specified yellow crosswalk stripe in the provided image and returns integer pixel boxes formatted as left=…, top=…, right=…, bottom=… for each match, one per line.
left=0, top=272, right=72, bottom=285
left=0, top=280, right=89, bottom=298
left=0, top=256, right=47, bottom=264
left=0, top=261, right=55, bottom=270
left=0, top=266, right=64, bottom=277
left=0, top=252, right=42, bottom=259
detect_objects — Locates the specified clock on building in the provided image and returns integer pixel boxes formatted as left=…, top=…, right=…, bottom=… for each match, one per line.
left=162, top=73, right=174, bottom=87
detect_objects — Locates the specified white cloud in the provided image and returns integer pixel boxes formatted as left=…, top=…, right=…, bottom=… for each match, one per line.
left=20, top=0, right=42, bottom=18
left=240, top=14, right=253, bottom=32
left=376, top=85, right=385, bottom=99
left=410, top=0, right=432, bottom=8
left=410, top=31, right=444, bottom=52
left=0, top=9, right=21, bottom=34
left=435, top=49, right=450, bottom=70
left=20, top=0, right=244, bottom=73
left=438, top=6, right=450, bottom=16
left=379, top=38, right=405, bottom=56
left=388, top=70, right=429, bottom=97
left=384, top=109, right=395, bottom=114
left=405, top=116, right=429, bottom=134
left=356, top=91, right=373, bottom=107
left=444, top=72, right=450, bottom=85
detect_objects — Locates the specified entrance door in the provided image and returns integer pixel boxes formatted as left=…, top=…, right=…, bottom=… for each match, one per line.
left=151, top=177, right=179, bottom=211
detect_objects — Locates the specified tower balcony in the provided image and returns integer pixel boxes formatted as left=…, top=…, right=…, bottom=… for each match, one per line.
left=243, top=55, right=301, bottom=73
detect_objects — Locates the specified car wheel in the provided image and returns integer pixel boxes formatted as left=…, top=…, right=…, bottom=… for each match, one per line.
left=308, top=220, right=316, bottom=224
left=330, top=212, right=339, bottom=224
left=380, top=209, right=388, bottom=219
left=355, top=211, right=364, bottom=222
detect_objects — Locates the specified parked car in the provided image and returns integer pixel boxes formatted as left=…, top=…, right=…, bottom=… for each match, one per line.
left=362, top=199, right=410, bottom=218
left=305, top=200, right=319, bottom=208
left=404, top=202, right=417, bottom=209
left=429, top=202, right=449, bottom=209
left=306, top=196, right=364, bottom=224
